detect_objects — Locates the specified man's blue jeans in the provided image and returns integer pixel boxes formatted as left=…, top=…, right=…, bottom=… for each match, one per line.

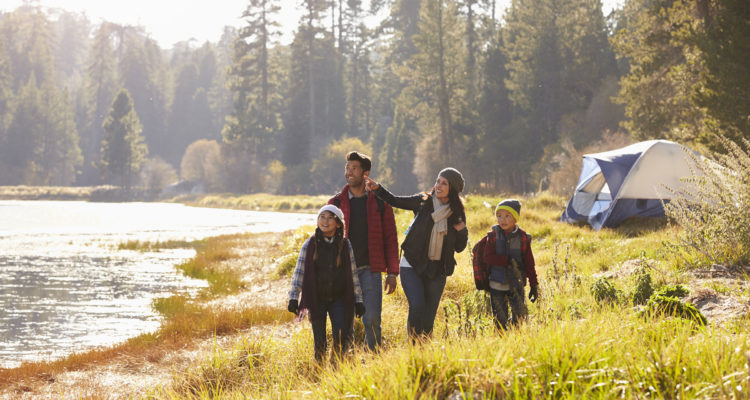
left=310, top=299, right=349, bottom=361
left=399, top=266, right=446, bottom=339
left=357, top=266, right=382, bottom=350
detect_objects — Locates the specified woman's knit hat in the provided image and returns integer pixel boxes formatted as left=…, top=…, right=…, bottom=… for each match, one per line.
left=495, top=199, right=521, bottom=222
left=438, top=167, right=465, bottom=193
left=318, top=204, right=345, bottom=225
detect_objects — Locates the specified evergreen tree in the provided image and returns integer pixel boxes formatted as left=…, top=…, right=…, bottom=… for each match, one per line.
left=1, top=5, right=56, bottom=90
left=405, top=0, right=465, bottom=185
left=374, top=0, right=421, bottom=193
left=2, top=75, right=43, bottom=183
left=37, top=86, right=83, bottom=185
left=1, top=74, right=81, bottom=185
left=501, top=0, right=616, bottom=191
left=101, top=89, right=148, bottom=188
left=692, top=0, right=750, bottom=146
left=79, top=22, right=119, bottom=185
left=223, top=0, right=283, bottom=163
left=118, top=33, right=168, bottom=162
left=612, top=0, right=705, bottom=143
left=477, top=30, right=514, bottom=189
left=0, top=30, right=13, bottom=182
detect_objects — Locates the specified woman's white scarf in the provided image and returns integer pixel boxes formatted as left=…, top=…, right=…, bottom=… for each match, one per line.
left=428, top=196, right=453, bottom=261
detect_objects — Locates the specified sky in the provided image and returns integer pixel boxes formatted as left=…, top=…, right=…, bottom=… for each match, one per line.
left=2, top=0, right=624, bottom=49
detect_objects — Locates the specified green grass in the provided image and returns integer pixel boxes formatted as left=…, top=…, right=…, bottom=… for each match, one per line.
left=0, top=185, right=101, bottom=200
left=173, top=192, right=330, bottom=213
left=150, top=191, right=750, bottom=399
left=117, top=239, right=204, bottom=251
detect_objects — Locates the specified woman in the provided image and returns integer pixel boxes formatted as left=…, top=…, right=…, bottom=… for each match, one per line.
left=365, top=168, right=468, bottom=340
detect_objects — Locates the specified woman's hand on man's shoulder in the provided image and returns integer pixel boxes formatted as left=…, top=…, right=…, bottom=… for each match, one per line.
left=364, top=177, right=380, bottom=191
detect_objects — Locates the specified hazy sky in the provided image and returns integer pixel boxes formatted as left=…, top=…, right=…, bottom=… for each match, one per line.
left=2, top=0, right=624, bottom=48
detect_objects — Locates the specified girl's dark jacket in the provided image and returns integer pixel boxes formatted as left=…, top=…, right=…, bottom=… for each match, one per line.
left=374, top=185, right=468, bottom=278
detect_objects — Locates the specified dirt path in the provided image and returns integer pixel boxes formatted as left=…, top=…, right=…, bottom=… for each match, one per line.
left=0, top=231, right=299, bottom=400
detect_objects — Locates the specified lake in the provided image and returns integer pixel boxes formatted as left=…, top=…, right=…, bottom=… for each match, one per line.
left=0, top=200, right=315, bottom=368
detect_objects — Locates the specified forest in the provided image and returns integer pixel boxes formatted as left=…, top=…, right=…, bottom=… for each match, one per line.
left=0, top=0, right=747, bottom=195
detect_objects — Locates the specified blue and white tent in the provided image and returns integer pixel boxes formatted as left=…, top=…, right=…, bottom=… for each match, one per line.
left=560, top=140, right=701, bottom=230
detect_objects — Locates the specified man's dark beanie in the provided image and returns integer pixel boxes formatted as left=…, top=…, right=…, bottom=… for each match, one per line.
left=495, top=199, right=521, bottom=221
left=438, top=167, right=465, bottom=193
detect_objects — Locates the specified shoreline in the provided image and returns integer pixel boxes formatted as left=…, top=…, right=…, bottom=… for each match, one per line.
left=0, top=229, right=300, bottom=398
left=0, top=186, right=329, bottom=213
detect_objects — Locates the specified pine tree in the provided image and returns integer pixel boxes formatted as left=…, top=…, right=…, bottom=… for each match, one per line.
left=405, top=0, right=465, bottom=184
left=611, top=0, right=706, bottom=142
left=374, top=0, right=422, bottom=193
left=223, top=0, right=282, bottom=161
left=79, top=22, right=119, bottom=185
left=101, top=89, right=148, bottom=189
left=692, top=0, right=750, bottom=146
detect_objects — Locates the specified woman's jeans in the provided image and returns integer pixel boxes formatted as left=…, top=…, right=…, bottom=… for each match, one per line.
left=399, top=266, right=446, bottom=340
left=310, top=299, right=349, bottom=360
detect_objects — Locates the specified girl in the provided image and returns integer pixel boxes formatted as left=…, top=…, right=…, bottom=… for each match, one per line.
left=365, top=168, right=468, bottom=340
left=287, top=205, right=365, bottom=361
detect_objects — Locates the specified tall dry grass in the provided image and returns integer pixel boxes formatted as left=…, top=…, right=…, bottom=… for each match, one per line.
left=151, top=188, right=749, bottom=398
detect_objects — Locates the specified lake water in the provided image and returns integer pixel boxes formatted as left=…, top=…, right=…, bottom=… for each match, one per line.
left=0, top=200, right=315, bottom=368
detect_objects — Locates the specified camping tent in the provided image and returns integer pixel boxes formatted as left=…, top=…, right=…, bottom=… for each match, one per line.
left=560, top=140, right=701, bottom=230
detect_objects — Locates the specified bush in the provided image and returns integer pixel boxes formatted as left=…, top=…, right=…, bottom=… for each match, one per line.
left=654, top=284, right=690, bottom=298
left=631, top=267, right=654, bottom=305
left=273, top=226, right=315, bottom=278
left=664, top=136, right=750, bottom=266
left=140, top=157, right=177, bottom=193
left=180, top=140, right=223, bottom=191
left=591, top=277, right=619, bottom=304
left=640, top=294, right=707, bottom=326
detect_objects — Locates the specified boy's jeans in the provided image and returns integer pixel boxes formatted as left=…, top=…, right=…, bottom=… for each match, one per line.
left=310, top=299, right=349, bottom=361
left=357, top=266, right=383, bottom=351
left=399, top=266, right=446, bottom=339
left=489, top=288, right=527, bottom=330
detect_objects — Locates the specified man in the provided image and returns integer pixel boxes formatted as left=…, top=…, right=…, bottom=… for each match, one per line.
left=328, top=151, right=399, bottom=351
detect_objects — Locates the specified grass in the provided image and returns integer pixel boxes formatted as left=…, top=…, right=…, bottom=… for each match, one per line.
left=117, top=239, right=204, bottom=251
left=0, top=185, right=103, bottom=200
left=4, top=191, right=749, bottom=398
left=150, top=191, right=750, bottom=399
left=173, top=192, right=331, bottom=212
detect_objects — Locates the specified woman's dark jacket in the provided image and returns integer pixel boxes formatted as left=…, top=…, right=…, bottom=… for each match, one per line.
left=374, top=185, right=468, bottom=278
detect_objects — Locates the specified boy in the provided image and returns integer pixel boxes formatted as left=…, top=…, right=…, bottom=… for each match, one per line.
left=472, top=199, right=539, bottom=330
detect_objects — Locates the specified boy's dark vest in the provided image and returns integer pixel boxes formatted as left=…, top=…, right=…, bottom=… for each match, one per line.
left=488, top=226, right=528, bottom=287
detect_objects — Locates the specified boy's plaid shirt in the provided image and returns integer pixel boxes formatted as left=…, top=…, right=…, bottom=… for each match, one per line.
left=288, top=237, right=363, bottom=302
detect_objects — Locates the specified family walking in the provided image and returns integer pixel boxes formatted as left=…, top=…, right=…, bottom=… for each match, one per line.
left=287, top=151, right=540, bottom=361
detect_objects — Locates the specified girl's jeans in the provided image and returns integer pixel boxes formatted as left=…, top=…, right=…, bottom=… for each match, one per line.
left=399, top=266, right=446, bottom=340
left=310, top=298, right=349, bottom=360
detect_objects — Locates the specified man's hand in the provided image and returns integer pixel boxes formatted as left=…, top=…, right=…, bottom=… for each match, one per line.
left=384, top=274, right=398, bottom=295
left=453, top=221, right=466, bottom=231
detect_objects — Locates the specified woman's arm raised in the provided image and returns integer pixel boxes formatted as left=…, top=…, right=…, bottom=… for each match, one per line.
left=365, top=177, right=424, bottom=212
